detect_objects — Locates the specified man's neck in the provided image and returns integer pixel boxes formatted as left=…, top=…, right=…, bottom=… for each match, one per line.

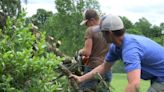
left=114, top=36, right=124, bottom=47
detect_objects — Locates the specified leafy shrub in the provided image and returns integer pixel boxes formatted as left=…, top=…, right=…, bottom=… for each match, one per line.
left=0, top=11, right=63, bottom=92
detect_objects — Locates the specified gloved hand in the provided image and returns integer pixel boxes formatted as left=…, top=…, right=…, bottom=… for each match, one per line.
left=75, top=51, right=82, bottom=63
left=75, top=50, right=89, bottom=66
left=78, top=49, right=85, bottom=56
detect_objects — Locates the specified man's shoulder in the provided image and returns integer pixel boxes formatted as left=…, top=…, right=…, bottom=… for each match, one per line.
left=125, top=34, right=148, bottom=41
left=87, top=25, right=100, bottom=33
left=86, top=26, right=93, bottom=33
left=85, top=26, right=100, bottom=36
left=91, top=25, right=101, bottom=32
left=123, top=34, right=142, bottom=46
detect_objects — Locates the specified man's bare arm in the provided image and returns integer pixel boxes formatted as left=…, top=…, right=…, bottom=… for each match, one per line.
left=71, top=61, right=113, bottom=83
left=79, top=38, right=92, bottom=56
left=125, top=69, right=141, bottom=92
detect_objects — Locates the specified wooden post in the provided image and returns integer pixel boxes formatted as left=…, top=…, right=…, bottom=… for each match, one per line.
left=161, top=30, right=164, bottom=46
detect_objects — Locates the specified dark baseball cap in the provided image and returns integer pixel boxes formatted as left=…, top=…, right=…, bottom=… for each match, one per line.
left=80, top=9, right=98, bottom=25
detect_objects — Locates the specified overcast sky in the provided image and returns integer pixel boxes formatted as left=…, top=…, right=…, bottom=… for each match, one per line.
left=21, top=0, right=164, bottom=26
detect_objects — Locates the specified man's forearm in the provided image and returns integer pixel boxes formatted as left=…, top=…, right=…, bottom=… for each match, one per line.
left=125, top=69, right=141, bottom=92
left=125, top=83, right=140, bottom=92
left=80, top=63, right=106, bottom=82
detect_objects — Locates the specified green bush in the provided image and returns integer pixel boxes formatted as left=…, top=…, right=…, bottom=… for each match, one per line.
left=0, top=12, right=63, bottom=92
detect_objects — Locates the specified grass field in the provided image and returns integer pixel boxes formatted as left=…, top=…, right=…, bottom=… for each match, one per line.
left=111, top=73, right=150, bottom=92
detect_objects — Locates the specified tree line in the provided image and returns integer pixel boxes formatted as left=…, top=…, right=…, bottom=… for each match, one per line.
left=29, top=0, right=164, bottom=56
left=1, top=0, right=164, bottom=75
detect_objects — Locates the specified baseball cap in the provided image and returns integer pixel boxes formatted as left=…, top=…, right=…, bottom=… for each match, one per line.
left=80, top=9, right=98, bottom=25
left=100, top=14, right=124, bottom=31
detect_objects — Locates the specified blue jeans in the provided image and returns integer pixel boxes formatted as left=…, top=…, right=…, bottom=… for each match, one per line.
left=80, top=66, right=112, bottom=90
left=147, top=82, right=164, bottom=92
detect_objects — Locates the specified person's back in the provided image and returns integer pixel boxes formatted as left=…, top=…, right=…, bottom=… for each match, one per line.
left=122, top=34, right=164, bottom=82
left=123, top=34, right=164, bottom=60
left=85, top=26, right=108, bottom=68
left=79, top=9, right=112, bottom=91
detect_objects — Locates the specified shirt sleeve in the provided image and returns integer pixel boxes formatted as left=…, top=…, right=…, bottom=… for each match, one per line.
left=105, top=44, right=119, bottom=62
left=122, top=42, right=143, bottom=73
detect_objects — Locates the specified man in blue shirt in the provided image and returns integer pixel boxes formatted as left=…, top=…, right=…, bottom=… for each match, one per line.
left=71, top=14, right=164, bottom=92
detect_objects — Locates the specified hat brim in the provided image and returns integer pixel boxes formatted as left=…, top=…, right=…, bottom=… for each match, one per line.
left=80, top=20, right=88, bottom=25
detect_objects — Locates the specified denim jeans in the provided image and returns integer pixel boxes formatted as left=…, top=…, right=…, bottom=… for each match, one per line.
left=80, top=66, right=112, bottom=91
left=147, top=82, right=164, bottom=92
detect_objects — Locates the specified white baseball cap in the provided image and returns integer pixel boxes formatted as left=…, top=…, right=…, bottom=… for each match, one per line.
left=100, top=14, right=124, bottom=31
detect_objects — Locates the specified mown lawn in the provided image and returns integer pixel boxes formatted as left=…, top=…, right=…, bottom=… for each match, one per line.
left=111, top=73, right=150, bottom=92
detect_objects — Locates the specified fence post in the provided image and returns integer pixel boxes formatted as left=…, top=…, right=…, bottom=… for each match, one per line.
left=161, top=30, right=164, bottom=46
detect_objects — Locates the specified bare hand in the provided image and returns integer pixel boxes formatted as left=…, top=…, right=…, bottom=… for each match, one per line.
left=69, top=74, right=83, bottom=84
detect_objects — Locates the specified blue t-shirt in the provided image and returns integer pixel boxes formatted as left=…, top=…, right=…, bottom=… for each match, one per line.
left=106, top=34, right=164, bottom=82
